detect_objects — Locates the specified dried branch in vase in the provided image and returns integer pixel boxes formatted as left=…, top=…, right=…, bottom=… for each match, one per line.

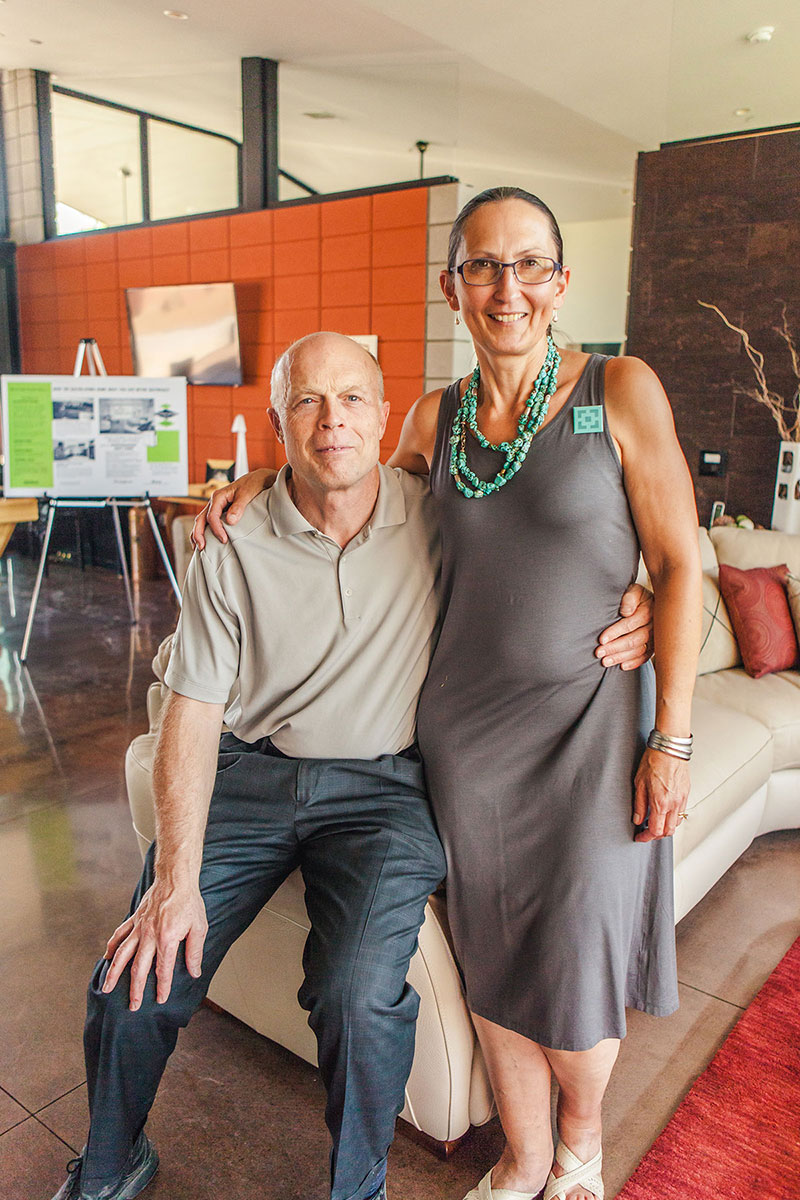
left=698, top=300, right=800, bottom=443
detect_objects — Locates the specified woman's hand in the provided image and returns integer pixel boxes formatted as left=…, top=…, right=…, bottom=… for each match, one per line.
left=632, top=747, right=690, bottom=842
left=191, top=469, right=274, bottom=550
left=596, top=582, right=653, bottom=669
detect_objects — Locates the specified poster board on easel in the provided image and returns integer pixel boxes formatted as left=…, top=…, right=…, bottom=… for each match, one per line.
left=1, top=375, right=188, bottom=498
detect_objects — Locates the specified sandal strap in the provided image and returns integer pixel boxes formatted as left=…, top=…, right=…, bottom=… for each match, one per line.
left=464, top=1169, right=543, bottom=1200
left=543, top=1141, right=604, bottom=1200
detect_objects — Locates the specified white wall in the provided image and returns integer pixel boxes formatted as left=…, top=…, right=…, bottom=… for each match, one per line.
left=557, top=214, right=633, bottom=348
left=1, top=70, right=45, bottom=245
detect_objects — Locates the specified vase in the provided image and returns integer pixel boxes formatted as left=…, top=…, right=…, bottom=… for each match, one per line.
left=771, top=440, right=800, bottom=533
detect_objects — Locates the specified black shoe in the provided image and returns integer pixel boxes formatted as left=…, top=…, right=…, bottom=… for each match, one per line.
left=51, top=1132, right=159, bottom=1200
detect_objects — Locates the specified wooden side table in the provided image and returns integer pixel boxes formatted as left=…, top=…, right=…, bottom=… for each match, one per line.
left=0, top=497, right=39, bottom=555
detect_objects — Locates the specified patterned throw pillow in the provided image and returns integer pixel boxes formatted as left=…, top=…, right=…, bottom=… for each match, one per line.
left=718, top=563, right=800, bottom=678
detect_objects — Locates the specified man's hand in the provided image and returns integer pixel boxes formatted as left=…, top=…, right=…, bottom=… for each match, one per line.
left=596, top=582, right=653, bottom=669
left=102, top=880, right=208, bottom=1011
left=633, top=747, right=690, bottom=842
left=191, top=469, right=274, bottom=550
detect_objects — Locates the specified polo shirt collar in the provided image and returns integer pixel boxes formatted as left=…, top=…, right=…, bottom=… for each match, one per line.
left=370, top=463, right=407, bottom=531
left=268, top=463, right=407, bottom=539
left=268, top=466, right=316, bottom=538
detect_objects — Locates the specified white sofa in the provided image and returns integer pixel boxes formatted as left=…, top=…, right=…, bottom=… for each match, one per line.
left=125, top=523, right=800, bottom=1152
left=675, top=525, right=800, bottom=920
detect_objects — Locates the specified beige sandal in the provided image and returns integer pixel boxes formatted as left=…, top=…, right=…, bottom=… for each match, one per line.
left=463, top=1168, right=545, bottom=1200
left=543, top=1141, right=604, bottom=1200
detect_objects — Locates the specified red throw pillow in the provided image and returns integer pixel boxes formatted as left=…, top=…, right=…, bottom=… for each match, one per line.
left=718, top=563, right=799, bottom=678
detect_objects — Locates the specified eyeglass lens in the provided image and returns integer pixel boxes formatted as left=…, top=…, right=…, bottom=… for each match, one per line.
left=461, top=258, right=557, bottom=285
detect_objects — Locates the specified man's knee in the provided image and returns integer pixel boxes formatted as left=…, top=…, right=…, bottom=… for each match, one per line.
left=86, top=955, right=201, bottom=1031
left=299, top=954, right=420, bottom=1037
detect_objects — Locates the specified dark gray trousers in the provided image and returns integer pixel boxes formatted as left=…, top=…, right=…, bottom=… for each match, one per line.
left=82, top=734, right=446, bottom=1200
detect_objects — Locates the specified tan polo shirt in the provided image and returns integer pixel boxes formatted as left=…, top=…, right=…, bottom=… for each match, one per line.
left=163, top=464, right=441, bottom=759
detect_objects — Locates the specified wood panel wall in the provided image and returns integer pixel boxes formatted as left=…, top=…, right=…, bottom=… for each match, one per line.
left=626, top=128, right=800, bottom=525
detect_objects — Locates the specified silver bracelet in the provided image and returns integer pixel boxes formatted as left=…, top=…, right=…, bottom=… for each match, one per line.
left=647, top=729, right=693, bottom=760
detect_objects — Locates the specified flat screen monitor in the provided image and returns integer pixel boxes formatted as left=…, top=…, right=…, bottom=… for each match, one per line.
left=126, top=282, right=242, bottom=386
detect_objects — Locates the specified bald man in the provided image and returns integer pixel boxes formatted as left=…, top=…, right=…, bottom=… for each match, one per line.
left=53, top=334, right=445, bottom=1200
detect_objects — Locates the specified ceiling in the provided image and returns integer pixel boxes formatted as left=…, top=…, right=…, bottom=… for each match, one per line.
left=3, top=0, right=799, bottom=224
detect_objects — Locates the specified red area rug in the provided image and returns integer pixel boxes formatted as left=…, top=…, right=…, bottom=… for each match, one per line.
left=616, top=936, right=800, bottom=1199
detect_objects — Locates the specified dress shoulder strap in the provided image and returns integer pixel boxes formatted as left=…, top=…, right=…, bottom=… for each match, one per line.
left=430, top=380, right=461, bottom=494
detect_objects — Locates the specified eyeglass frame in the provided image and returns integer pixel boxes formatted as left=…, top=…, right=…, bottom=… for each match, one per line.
left=455, top=257, right=563, bottom=286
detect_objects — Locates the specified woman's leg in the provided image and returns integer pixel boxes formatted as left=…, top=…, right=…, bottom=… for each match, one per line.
left=542, top=1039, right=620, bottom=1200
left=471, top=1014, right=554, bottom=1194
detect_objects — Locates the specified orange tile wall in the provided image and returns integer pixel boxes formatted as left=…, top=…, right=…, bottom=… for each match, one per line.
left=15, top=186, right=430, bottom=482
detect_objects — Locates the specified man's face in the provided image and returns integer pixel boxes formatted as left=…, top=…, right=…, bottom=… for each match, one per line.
left=269, top=335, right=389, bottom=496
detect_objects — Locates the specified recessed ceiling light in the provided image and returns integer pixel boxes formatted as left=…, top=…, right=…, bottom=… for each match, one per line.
left=163, top=9, right=189, bottom=19
left=303, top=111, right=338, bottom=120
left=746, top=25, right=774, bottom=43
left=734, top=107, right=751, bottom=117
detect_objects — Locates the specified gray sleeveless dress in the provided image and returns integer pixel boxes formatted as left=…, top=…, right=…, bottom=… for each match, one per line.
left=416, top=354, right=678, bottom=1051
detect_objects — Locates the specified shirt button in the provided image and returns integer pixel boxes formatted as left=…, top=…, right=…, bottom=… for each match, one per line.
left=344, top=588, right=353, bottom=597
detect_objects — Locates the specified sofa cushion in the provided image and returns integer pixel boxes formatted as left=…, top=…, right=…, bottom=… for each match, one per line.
left=698, top=526, right=740, bottom=675
left=718, top=563, right=799, bottom=677
left=787, top=574, right=800, bottom=643
left=694, top=668, right=800, bottom=771
left=710, top=525, right=800, bottom=576
left=673, top=695, right=773, bottom=867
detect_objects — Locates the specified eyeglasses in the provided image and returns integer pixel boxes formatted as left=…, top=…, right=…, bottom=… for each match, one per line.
left=456, top=257, right=562, bottom=286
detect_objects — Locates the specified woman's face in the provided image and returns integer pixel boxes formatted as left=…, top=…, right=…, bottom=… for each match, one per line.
left=441, top=199, right=569, bottom=360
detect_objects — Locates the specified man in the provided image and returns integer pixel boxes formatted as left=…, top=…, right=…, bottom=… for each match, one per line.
left=53, top=332, right=651, bottom=1200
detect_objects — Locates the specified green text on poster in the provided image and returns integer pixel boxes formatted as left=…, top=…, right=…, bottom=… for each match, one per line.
left=7, top=381, right=54, bottom=490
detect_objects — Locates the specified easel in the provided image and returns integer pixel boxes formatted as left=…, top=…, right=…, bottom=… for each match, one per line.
left=20, top=340, right=182, bottom=662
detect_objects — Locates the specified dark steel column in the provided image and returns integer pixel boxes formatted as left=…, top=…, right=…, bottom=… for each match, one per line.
left=241, top=57, right=279, bottom=210
left=34, top=70, right=57, bottom=240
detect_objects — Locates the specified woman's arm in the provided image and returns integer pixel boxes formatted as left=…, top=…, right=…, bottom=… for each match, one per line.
left=605, top=356, right=703, bottom=843
left=387, top=389, right=443, bottom=474
left=192, top=468, right=277, bottom=550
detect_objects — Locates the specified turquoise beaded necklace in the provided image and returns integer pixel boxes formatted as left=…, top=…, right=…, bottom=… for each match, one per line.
left=448, top=334, right=561, bottom=498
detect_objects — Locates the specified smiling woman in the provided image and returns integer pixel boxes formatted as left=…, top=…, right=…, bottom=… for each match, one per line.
left=389, top=185, right=702, bottom=1200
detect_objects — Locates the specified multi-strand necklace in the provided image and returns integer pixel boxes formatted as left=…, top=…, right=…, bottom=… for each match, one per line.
left=448, top=334, right=561, bottom=498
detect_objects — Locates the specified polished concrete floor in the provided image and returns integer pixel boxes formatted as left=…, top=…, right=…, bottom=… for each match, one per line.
left=1, top=555, right=799, bottom=1200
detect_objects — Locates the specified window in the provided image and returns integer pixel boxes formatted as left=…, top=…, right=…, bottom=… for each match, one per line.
left=148, top=120, right=239, bottom=221
left=50, top=86, right=241, bottom=233
left=52, top=91, right=142, bottom=232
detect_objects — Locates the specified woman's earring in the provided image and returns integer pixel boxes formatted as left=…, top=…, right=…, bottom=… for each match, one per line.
left=455, top=313, right=461, bottom=326
left=552, top=310, right=559, bottom=323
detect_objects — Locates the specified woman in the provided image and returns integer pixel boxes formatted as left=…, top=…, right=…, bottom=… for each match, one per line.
left=393, top=188, right=700, bottom=1200
left=195, top=187, right=701, bottom=1200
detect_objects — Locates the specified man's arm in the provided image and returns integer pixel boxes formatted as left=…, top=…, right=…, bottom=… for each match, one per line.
left=102, top=690, right=224, bottom=1010
left=596, top=582, right=654, bottom=670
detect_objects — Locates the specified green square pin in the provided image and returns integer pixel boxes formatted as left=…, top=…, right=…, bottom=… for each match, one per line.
left=573, top=405, right=604, bottom=434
